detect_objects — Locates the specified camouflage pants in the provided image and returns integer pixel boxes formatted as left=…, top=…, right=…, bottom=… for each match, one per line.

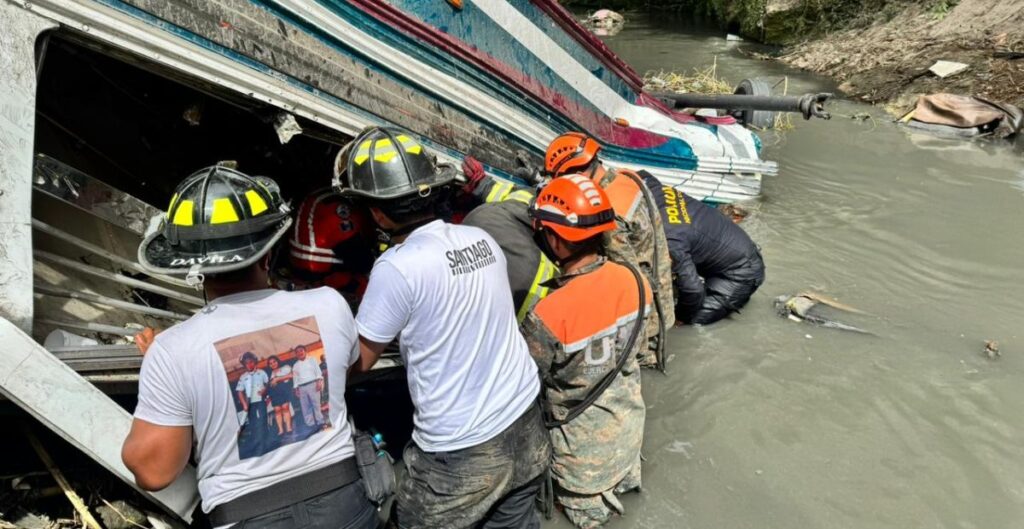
left=394, top=402, right=551, bottom=529
left=557, top=453, right=642, bottom=529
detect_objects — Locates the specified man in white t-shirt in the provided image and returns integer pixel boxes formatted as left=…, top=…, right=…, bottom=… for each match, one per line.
left=123, top=167, right=377, bottom=529
left=290, top=345, right=325, bottom=430
left=235, top=351, right=271, bottom=453
left=337, top=127, right=551, bottom=529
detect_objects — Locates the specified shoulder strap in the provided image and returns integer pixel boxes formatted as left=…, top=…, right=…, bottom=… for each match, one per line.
left=543, top=261, right=646, bottom=428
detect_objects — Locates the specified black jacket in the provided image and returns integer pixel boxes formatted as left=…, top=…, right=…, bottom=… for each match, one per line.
left=640, top=172, right=762, bottom=321
left=462, top=199, right=553, bottom=320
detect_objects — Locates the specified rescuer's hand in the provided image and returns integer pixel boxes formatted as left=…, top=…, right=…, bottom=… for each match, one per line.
left=134, top=327, right=159, bottom=355
left=461, top=156, right=487, bottom=194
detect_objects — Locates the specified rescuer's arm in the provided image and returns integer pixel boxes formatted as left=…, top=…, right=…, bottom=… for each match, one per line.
left=122, top=341, right=193, bottom=491
left=520, top=312, right=555, bottom=373
left=122, top=420, right=192, bottom=491
left=671, top=239, right=706, bottom=323
left=352, top=261, right=411, bottom=374
left=462, top=156, right=535, bottom=205
left=353, top=337, right=386, bottom=374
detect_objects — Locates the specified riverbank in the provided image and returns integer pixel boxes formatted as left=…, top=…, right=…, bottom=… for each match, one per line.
left=778, top=0, right=1024, bottom=113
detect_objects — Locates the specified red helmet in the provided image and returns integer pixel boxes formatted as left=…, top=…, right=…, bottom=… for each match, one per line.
left=544, top=132, right=601, bottom=177
left=289, top=190, right=370, bottom=276
left=529, top=174, right=616, bottom=242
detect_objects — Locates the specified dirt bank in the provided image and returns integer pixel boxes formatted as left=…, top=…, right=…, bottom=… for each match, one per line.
left=779, top=0, right=1024, bottom=113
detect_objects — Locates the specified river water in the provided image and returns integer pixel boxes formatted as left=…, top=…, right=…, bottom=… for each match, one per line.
left=544, top=12, right=1024, bottom=529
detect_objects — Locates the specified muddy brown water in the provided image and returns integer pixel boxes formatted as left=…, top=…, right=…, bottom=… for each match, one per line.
left=543, top=12, right=1024, bottom=529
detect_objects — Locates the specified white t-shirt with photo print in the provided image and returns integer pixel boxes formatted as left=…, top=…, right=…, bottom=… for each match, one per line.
left=134, top=287, right=359, bottom=513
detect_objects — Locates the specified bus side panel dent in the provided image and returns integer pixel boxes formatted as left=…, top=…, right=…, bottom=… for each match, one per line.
left=0, top=3, right=56, bottom=333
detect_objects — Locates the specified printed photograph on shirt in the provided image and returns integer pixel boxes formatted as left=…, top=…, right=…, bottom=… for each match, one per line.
left=214, top=315, right=332, bottom=460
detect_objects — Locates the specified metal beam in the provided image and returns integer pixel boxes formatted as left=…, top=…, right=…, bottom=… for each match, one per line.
left=34, top=284, right=190, bottom=321
left=34, top=249, right=203, bottom=306
left=32, top=219, right=190, bottom=288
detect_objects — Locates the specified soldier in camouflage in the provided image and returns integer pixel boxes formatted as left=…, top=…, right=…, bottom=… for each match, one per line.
left=545, top=133, right=674, bottom=369
left=522, top=175, right=651, bottom=528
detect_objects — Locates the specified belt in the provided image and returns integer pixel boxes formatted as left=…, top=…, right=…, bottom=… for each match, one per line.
left=208, top=458, right=359, bottom=526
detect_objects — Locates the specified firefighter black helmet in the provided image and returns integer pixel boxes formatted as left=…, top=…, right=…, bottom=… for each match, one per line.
left=138, top=166, right=291, bottom=279
left=335, top=127, right=455, bottom=203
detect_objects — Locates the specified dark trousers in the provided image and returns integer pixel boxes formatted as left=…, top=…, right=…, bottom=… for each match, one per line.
left=230, top=479, right=377, bottom=529
left=247, top=404, right=269, bottom=456
left=690, top=252, right=766, bottom=325
left=394, top=401, right=551, bottom=529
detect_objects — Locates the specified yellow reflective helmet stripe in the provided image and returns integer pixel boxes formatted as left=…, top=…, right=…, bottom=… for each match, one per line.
left=353, top=139, right=373, bottom=166
left=395, top=134, right=423, bottom=154
left=245, top=189, right=269, bottom=215
left=210, top=198, right=240, bottom=224
left=166, top=193, right=179, bottom=219
left=517, top=254, right=558, bottom=322
left=172, top=199, right=195, bottom=226
left=353, top=133, right=424, bottom=166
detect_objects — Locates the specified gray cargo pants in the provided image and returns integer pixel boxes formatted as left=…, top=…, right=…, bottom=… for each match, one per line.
left=394, top=401, right=551, bottom=529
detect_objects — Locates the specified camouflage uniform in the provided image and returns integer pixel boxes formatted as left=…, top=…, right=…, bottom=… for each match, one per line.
left=598, top=168, right=675, bottom=368
left=521, top=257, right=650, bottom=528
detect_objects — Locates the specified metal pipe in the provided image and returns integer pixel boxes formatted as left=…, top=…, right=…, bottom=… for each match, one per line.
left=32, top=219, right=190, bottom=288
left=652, top=92, right=833, bottom=120
left=34, top=284, right=189, bottom=321
left=35, top=318, right=139, bottom=337
left=34, top=250, right=204, bottom=306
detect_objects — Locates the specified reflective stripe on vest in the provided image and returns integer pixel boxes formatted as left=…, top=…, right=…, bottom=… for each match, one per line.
left=516, top=253, right=558, bottom=322
left=485, top=180, right=516, bottom=203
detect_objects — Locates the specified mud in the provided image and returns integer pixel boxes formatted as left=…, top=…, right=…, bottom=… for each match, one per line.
left=780, top=0, right=1024, bottom=113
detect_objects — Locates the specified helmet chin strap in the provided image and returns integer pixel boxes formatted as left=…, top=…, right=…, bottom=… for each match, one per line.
left=534, top=229, right=592, bottom=268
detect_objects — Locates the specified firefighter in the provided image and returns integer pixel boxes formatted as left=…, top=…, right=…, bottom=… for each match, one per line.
left=521, top=174, right=651, bottom=529
left=124, top=167, right=376, bottom=529
left=283, top=189, right=374, bottom=307
left=459, top=156, right=556, bottom=322
left=339, top=127, right=551, bottom=529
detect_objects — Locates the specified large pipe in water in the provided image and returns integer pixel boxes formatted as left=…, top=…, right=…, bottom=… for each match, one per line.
left=651, top=92, right=834, bottom=121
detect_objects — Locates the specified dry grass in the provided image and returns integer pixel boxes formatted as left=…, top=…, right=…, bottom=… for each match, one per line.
left=644, top=57, right=795, bottom=132
left=643, top=57, right=733, bottom=95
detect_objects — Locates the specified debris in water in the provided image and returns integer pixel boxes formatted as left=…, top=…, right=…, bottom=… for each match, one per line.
left=666, top=440, right=694, bottom=458
left=928, top=60, right=969, bottom=78
left=983, top=340, right=1000, bottom=359
left=717, top=203, right=750, bottom=223
left=755, top=469, right=764, bottom=475
left=726, top=34, right=744, bottom=42
left=583, top=9, right=624, bottom=36
left=805, top=334, right=813, bottom=339
left=774, top=292, right=872, bottom=334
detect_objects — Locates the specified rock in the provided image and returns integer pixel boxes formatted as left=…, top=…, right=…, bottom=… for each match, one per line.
left=929, top=60, right=970, bottom=78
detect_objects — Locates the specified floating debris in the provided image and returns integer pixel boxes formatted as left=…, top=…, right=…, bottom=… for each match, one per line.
left=983, top=340, right=1000, bottom=359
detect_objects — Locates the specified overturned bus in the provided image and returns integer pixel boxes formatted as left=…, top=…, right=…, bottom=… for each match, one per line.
left=0, top=0, right=779, bottom=519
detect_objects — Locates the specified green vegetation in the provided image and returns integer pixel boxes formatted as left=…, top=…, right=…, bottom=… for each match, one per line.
left=563, top=0, right=940, bottom=45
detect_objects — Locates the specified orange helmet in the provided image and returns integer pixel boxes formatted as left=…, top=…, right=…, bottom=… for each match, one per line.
left=545, top=132, right=601, bottom=177
left=530, top=174, right=616, bottom=242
